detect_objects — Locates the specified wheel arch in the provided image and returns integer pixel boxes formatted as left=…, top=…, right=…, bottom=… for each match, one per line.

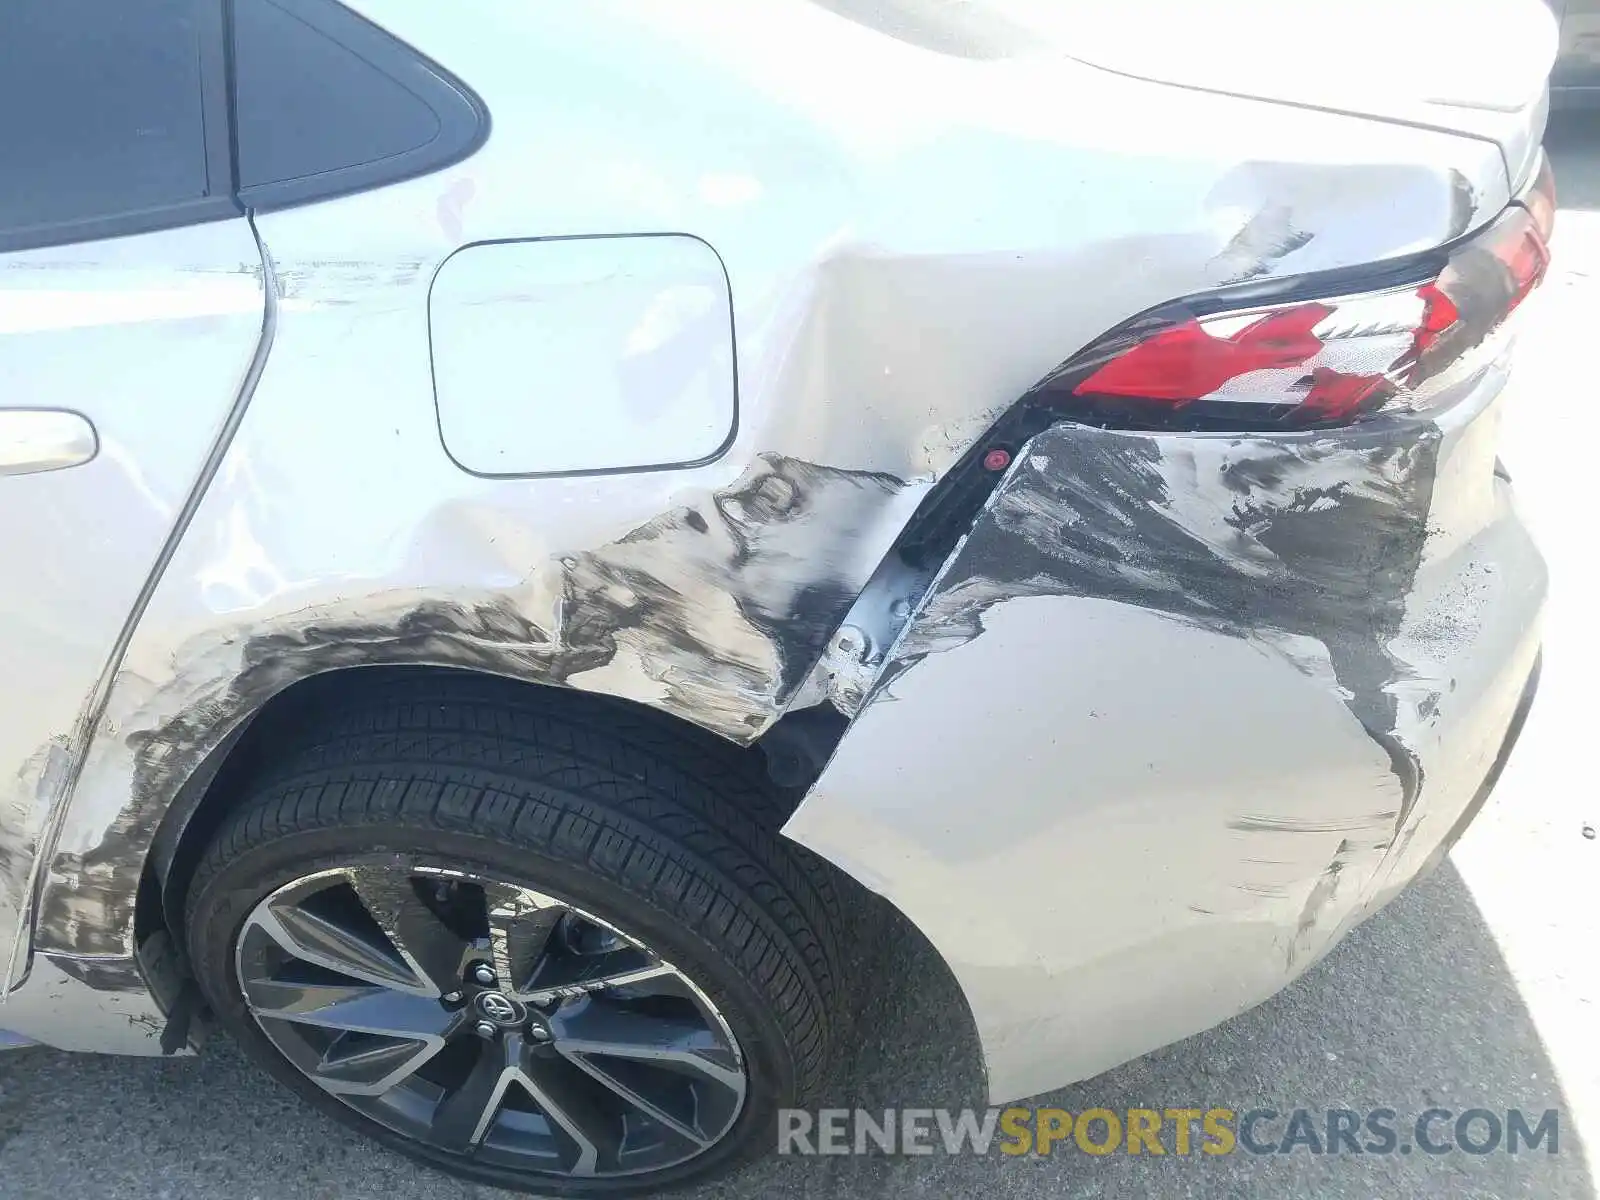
left=139, top=664, right=804, bottom=957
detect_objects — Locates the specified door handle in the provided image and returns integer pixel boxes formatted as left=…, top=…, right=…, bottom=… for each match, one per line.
left=0, top=410, right=98, bottom=476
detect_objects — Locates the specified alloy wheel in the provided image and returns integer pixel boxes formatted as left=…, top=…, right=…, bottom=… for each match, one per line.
left=234, top=862, right=748, bottom=1178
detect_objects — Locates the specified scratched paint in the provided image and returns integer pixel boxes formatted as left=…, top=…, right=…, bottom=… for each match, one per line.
left=33, top=454, right=921, bottom=962
left=1202, top=162, right=1485, bottom=285
left=827, top=411, right=1452, bottom=980
left=0, top=0, right=1544, bottom=1080
left=0, top=956, right=170, bottom=1051
left=883, top=417, right=1441, bottom=851
left=12, top=86, right=1507, bottom=983
left=784, top=371, right=1543, bottom=1100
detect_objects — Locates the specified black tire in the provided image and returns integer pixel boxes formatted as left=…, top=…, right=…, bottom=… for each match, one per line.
left=184, top=673, right=845, bottom=1196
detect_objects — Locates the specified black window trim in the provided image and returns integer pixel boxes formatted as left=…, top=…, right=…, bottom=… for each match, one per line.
left=197, top=0, right=240, bottom=198
left=0, top=0, right=488, bottom=254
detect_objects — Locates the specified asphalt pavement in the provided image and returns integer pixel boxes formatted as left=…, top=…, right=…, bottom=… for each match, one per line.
left=1, top=121, right=1596, bottom=1200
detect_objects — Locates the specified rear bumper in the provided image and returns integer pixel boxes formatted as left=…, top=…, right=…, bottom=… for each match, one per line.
left=783, top=356, right=1545, bottom=1102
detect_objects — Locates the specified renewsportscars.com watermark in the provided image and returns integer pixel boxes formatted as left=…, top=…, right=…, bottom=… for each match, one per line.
left=779, top=1107, right=1561, bottom=1157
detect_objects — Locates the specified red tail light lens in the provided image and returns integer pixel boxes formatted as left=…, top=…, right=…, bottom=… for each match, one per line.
left=1074, top=304, right=1332, bottom=403
left=1050, top=162, right=1553, bottom=430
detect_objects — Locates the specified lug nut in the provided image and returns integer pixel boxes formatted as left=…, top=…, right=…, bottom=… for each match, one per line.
left=472, top=964, right=497, bottom=986
left=441, top=990, right=463, bottom=1003
left=473, top=1020, right=498, bottom=1039
left=527, top=1026, right=551, bottom=1042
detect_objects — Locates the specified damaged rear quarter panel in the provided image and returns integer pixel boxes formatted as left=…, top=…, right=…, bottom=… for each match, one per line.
left=783, top=367, right=1544, bottom=1103
left=34, top=451, right=927, bottom=961
left=15, top=3, right=1520, bottom=987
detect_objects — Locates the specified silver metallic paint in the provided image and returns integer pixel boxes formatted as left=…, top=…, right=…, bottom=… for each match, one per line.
left=784, top=357, right=1544, bottom=1102
left=0, top=956, right=170, bottom=1052
left=0, top=218, right=268, bottom=993
left=429, top=234, right=739, bottom=478
left=0, top=410, right=99, bottom=477
left=0, top=1, right=1546, bottom=1083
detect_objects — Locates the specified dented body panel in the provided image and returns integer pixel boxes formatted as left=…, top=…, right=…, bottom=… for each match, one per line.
left=0, top=219, right=267, bottom=1005
left=783, top=359, right=1544, bottom=1102
left=0, top=0, right=1544, bottom=1085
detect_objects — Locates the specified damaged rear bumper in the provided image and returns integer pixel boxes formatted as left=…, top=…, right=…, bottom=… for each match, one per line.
left=782, top=356, right=1545, bottom=1103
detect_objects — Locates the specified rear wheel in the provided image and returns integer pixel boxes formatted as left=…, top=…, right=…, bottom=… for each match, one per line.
left=184, top=677, right=843, bottom=1196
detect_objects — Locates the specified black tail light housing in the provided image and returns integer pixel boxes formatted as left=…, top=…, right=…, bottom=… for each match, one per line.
left=897, top=154, right=1554, bottom=566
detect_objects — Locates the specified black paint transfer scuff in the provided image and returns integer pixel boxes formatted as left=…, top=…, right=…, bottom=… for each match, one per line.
left=45, top=953, right=147, bottom=993
left=880, top=417, right=1443, bottom=838
left=35, top=454, right=910, bottom=961
left=1209, top=204, right=1315, bottom=284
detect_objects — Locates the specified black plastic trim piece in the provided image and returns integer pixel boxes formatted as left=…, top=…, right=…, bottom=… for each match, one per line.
left=232, top=0, right=489, bottom=212
left=1184, top=246, right=1449, bottom=319
left=194, top=0, right=239, bottom=198
left=220, top=0, right=246, bottom=195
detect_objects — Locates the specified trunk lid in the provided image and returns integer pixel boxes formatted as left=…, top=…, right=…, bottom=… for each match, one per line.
left=809, top=0, right=1556, bottom=189
left=1050, top=0, right=1556, bottom=188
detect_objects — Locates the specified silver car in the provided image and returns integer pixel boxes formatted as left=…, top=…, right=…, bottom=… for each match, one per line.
left=0, top=0, right=1557, bottom=1193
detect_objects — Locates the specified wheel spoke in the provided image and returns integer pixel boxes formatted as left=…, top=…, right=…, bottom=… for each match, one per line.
left=346, top=866, right=473, bottom=996
left=250, top=904, right=422, bottom=994
left=245, top=976, right=456, bottom=1097
left=431, top=1035, right=519, bottom=1153
left=528, top=962, right=675, bottom=1003
left=517, top=1052, right=617, bottom=1175
left=524, top=940, right=659, bottom=997
left=551, top=999, right=744, bottom=1092
left=309, top=1031, right=448, bottom=1096
left=584, top=962, right=676, bottom=991
left=481, top=882, right=566, bottom=1000
left=245, top=977, right=457, bottom=1041
left=559, top=1049, right=713, bottom=1147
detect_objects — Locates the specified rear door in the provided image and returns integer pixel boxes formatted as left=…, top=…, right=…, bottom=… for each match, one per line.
left=0, top=0, right=267, bottom=982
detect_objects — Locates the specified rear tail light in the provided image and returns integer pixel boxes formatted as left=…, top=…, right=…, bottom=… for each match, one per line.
left=894, top=154, right=1555, bottom=567
left=1038, top=158, right=1555, bottom=431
